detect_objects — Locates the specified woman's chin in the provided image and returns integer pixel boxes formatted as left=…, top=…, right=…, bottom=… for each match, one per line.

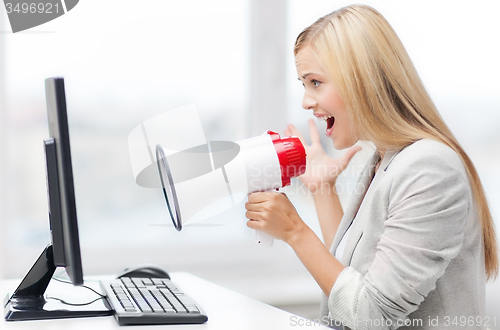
left=331, top=137, right=356, bottom=150
left=330, top=136, right=344, bottom=150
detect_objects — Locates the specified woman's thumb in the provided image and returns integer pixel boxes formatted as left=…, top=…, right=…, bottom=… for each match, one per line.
left=340, top=145, right=362, bottom=166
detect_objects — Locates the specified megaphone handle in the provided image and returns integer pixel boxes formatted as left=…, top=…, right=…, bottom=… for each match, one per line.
left=256, top=231, right=274, bottom=247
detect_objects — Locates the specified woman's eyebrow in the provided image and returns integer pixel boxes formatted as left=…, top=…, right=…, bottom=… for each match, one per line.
left=297, top=74, right=309, bottom=81
left=299, top=72, right=319, bottom=80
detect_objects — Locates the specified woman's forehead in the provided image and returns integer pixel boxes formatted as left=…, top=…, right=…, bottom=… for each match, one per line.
left=295, top=47, right=324, bottom=76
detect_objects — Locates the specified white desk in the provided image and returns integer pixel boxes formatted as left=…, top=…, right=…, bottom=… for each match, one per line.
left=1, top=272, right=329, bottom=329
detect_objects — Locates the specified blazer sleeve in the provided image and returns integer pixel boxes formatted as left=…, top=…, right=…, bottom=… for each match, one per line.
left=327, top=147, right=471, bottom=330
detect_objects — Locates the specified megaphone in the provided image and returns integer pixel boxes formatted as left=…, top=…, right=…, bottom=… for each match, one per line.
left=155, top=131, right=306, bottom=246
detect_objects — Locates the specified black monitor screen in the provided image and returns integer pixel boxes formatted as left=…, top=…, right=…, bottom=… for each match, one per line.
left=45, top=77, right=83, bottom=285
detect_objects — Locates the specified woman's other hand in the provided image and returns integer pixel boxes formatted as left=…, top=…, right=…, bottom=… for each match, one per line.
left=285, top=119, right=360, bottom=194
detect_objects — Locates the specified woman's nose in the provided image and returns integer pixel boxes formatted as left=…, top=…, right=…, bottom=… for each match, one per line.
left=302, top=92, right=316, bottom=110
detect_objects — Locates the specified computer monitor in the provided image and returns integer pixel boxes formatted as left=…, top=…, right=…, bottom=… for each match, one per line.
left=4, top=77, right=112, bottom=321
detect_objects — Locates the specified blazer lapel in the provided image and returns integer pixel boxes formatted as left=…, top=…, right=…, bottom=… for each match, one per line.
left=339, top=148, right=402, bottom=265
left=330, top=151, right=379, bottom=254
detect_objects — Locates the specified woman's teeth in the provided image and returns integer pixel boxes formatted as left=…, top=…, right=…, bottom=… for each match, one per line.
left=318, top=115, right=333, bottom=122
left=316, top=115, right=335, bottom=135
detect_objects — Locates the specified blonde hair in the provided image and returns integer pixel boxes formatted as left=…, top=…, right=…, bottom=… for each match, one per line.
left=295, top=4, right=498, bottom=280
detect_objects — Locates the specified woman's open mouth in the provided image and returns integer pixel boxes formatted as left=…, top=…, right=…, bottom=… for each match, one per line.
left=326, top=116, right=335, bottom=133
left=317, top=115, right=335, bottom=136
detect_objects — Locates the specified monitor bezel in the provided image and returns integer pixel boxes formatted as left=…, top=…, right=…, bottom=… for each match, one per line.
left=45, top=77, right=83, bottom=285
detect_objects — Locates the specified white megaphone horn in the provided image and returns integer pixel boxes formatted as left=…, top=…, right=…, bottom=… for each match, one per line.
left=155, top=131, right=306, bottom=246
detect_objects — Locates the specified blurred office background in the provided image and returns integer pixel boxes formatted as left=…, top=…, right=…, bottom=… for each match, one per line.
left=1, top=0, right=499, bottom=324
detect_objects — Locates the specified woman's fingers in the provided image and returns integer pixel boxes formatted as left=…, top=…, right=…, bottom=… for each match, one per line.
left=245, top=199, right=265, bottom=211
left=285, top=123, right=306, bottom=146
left=308, top=119, right=321, bottom=145
left=285, top=123, right=301, bottom=136
left=246, top=191, right=287, bottom=216
left=245, top=210, right=263, bottom=220
left=246, top=219, right=264, bottom=230
left=245, top=193, right=269, bottom=219
left=339, top=145, right=361, bottom=168
left=247, top=191, right=280, bottom=203
left=245, top=200, right=266, bottom=230
left=286, top=119, right=321, bottom=147
left=286, top=120, right=322, bottom=155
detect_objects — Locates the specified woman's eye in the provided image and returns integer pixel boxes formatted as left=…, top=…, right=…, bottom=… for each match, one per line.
left=311, top=80, right=321, bottom=87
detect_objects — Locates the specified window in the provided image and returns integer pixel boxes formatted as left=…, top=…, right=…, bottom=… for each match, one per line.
left=1, top=0, right=253, bottom=276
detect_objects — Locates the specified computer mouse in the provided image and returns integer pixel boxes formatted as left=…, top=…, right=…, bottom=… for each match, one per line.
left=117, top=264, right=170, bottom=279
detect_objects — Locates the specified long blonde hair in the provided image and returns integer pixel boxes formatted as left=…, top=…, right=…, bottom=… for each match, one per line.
left=295, top=4, right=498, bottom=280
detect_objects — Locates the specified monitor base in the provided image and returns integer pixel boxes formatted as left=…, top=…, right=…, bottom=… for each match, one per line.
left=3, top=245, right=113, bottom=321
left=4, top=294, right=113, bottom=321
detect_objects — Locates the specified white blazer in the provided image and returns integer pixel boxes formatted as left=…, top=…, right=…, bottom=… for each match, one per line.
left=320, top=139, right=486, bottom=330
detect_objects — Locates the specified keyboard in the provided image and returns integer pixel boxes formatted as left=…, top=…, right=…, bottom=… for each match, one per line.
left=100, top=277, right=208, bottom=325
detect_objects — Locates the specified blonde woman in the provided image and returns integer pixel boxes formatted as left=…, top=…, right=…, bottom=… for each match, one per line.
left=245, top=5, right=498, bottom=330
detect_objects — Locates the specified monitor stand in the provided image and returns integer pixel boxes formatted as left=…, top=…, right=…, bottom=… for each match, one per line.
left=4, top=245, right=112, bottom=321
